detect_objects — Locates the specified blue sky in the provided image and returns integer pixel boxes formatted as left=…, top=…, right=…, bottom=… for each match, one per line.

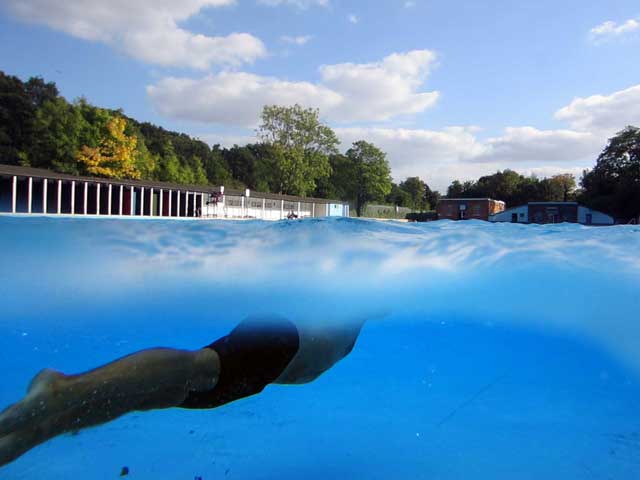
left=1, top=0, right=639, bottom=190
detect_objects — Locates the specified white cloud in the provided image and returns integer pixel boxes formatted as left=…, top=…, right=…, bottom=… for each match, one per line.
left=555, top=84, right=640, bottom=133
left=148, top=49, right=440, bottom=125
left=258, top=0, right=329, bottom=8
left=473, top=127, right=601, bottom=164
left=335, top=125, right=600, bottom=191
left=320, top=50, right=439, bottom=121
left=2, top=0, right=267, bottom=69
left=385, top=83, right=640, bottom=188
left=199, top=133, right=258, bottom=148
left=148, top=72, right=342, bottom=126
left=334, top=126, right=488, bottom=190
left=280, top=35, right=313, bottom=45
left=521, top=165, right=587, bottom=180
left=348, top=14, right=359, bottom=24
left=590, top=18, right=640, bottom=42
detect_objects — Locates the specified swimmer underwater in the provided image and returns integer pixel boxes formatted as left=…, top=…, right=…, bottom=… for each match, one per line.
left=0, top=316, right=364, bottom=467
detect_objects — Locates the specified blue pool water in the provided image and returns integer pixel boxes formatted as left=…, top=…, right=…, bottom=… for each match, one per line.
left=1, top=217, right=639, bottom=479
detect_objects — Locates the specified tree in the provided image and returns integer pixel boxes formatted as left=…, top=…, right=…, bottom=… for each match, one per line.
left=76, top=116, right=142, bottom=179
left=445, top=170, right=578, bottom=207
left=257, top=104, right=338, bottom=196
left=447, top=179, right=473, bottom=198
left=203, top=145, right=231, bottom=186
left=0, top=72, right=37, bottom=165
left=315, top=153, right=356, bottom=200
left=29, top=97, right=88, bottom=173
left=345, top=141, right=392, bottom=217
left=424, top=182, right=441, bottom=210
left=581, top=126, right=640, bottom=221
left=386, top=183, right=411, bottom=207
left=546, top=174, right=576, bottom=202
left=399, top=177, right=429, bottom=211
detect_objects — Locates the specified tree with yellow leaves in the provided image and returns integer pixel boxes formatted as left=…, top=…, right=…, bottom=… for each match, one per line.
left=77, top=116, right=141, bottom=179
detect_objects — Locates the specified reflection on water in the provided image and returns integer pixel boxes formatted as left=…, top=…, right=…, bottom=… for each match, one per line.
left=0, top=217, right=639, bottom=479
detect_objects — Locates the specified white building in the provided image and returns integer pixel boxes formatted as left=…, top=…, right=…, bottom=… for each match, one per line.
left=0, top=164, right=350, bottom=220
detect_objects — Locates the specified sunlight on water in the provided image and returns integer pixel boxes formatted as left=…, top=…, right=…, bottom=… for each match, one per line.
left=1, top=216, right=639, bottom=479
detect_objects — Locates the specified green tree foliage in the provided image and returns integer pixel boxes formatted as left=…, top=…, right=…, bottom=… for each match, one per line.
left=204, top=145, right=232, bottom=186
left=580, top=126, right=640, bottom=221
left=345, top=140, right=393, bottom=216
left=399, top=177, right=426, bottom=210
left=547, top=174, right=576, bottom=202
left=257, top=104, right=338, bottom=196
left=386, top=178, right=440, bottom=211
left=0, top=73, right=56, bottom=165
left=424, top=182, right=441, bottom=210
left=30, top=97, right=89, bottom=173
left=446, top=169, right=578, bottom=207
left=2, top=71, right=436, bottom=207
left=386, top=183, right=412, bottom=207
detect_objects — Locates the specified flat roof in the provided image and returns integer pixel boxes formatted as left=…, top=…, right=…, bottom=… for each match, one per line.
left=0, top=163, right=346, bottom=205
left=528, top=202, right=578, bottom=205
left=440, top=198, right=506, bottom=203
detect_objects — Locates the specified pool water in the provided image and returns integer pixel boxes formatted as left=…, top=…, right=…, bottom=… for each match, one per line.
left=1, top=217, right=639, bottom=479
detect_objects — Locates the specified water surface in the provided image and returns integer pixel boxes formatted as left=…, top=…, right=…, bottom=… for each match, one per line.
left=1, top=217, right=639, bottom=479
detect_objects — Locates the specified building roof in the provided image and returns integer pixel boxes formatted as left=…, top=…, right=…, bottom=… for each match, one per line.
left=439, top=198, right=506, bottom=204
left=0, top=163, right=346, bottom=205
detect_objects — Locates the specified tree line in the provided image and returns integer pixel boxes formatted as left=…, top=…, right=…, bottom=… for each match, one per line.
left=0, top=72, right=402, bottom=215
left=443, top=126, right=640, bottom=221
left=1, top=71, right=638, bottom=220
left=445, top=171, right=577, bottom=206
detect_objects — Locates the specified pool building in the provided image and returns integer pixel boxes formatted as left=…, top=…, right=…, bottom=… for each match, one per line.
left=436, top=198, right=506, bottom=221
left=0, top=164, right=350, bottom=220
left=489, top=202, right=614, bottom=225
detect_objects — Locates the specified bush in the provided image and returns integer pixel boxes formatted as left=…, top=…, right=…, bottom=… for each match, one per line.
left=406, top=211, right=438, bottom=222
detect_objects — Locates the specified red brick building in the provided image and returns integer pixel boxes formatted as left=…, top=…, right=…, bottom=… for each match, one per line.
left=437, top=198, right=506, bottom=221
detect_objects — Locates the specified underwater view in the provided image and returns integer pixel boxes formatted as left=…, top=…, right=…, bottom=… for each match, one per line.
left=1, top=216, right=639, bottom=479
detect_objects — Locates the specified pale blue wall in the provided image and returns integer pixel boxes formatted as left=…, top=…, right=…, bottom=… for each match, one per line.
left=328, top=204, right=346, bottom=217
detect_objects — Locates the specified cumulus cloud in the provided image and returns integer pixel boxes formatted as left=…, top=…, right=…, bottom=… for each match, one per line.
left=2, top=0, right=266, bottom=69
left=280, top=35, right=313, bottom=45
left=199, top=133, right=258, bottom=148
left=336, top=126, right=598, bottom=190
left=320, top=50, right=439, bottom=121
left=148, top=72, right=342, bottom=125
left=336, top=82, right=640, bottom=189
left=590, top=18, right=640, bottom=42
left=148, top=50, right=440, bottom=126
left=472, top=127, right=601, bottom=164
left=555, top=84, right=640, bottom=133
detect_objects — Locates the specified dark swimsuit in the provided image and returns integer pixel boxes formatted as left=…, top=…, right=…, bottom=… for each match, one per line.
left=180, top=318, right=300, bottom=409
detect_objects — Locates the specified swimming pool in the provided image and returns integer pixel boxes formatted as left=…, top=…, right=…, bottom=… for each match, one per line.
left=1, top=217, right=639, bottom=479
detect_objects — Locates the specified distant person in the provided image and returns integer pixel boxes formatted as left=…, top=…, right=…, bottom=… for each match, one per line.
left=0, top=317, right=364, bottom=467
left=287, top=211, right=298, bottom=220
